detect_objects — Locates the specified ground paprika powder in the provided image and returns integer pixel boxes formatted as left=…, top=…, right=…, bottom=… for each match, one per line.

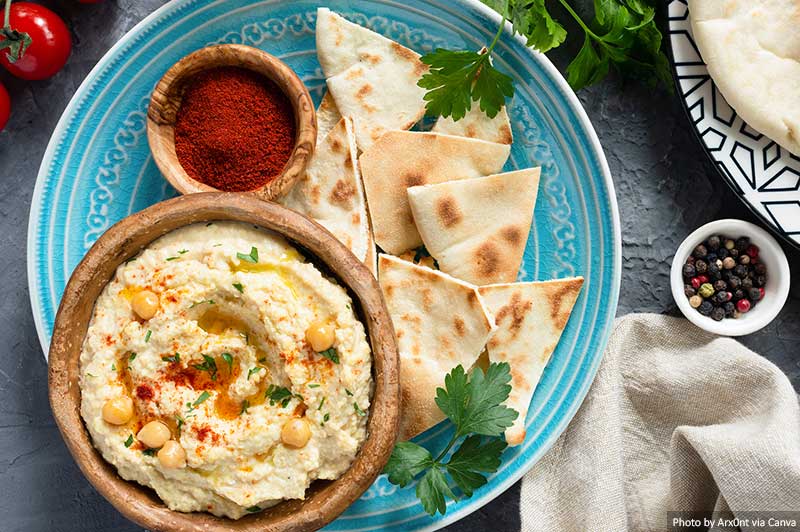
left=173, top=66, right=296, bottom=192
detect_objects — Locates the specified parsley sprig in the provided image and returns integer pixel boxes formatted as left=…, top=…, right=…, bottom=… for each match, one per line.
left=383, top=363, right=517, bottom=516
left=418, top=0, right=670, bottom=120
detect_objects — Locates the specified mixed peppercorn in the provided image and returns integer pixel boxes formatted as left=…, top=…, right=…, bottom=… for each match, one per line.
left=682, top=235, right=767, bottom=321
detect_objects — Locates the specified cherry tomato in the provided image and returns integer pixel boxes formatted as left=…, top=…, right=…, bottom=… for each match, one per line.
left=0, top=82, right=9, bottom=131
left=0, top=3, right=71, bottom=80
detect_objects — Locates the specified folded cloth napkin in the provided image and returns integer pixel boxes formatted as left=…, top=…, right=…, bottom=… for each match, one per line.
left=520, top=313, right=800, bottom=531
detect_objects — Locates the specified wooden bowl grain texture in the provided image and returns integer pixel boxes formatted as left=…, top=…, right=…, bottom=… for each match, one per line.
left=147, top=45, right=317, bottom=200
left=48, top=193, right=399, bottom=532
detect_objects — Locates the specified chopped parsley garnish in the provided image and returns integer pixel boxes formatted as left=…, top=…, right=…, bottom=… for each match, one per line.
left=258, top=356, right=267, bottom=363
left=240, top=400, right=250, bottom=415
left=176, top=415, right=185, bottom=431
left=318, top=396, right=326, bottom=410
left=354, top=403, right=366, bottom=417
left=144, top=330, right=152, bottom=343
left=383, top=363, right=517, bottom=516
left=247, top=366, right=262, bottom=380
left=345, top=388, right=353, bottom=396
left=322, top=412, right=330, bottom=426
left=178, top=249, right=189, bottom=254
left=245, top=505, right=262, bottom=513
left=85, top=373, right=96, bottom=378
left=111, top=363, right=117, bottom=372
left=128, top=352, right=137, bottom=362
left=124, top=434, right=134, bottom=448
left=191, top=354, right=218, bottom=381
left=124, top=257, right=137, bottom=264
left=165, top=256, right=180, bottom=261
left=162, top=353, right=180, bottom=364
left=232, top=282, right=244, bottom=293
left=142, top=449, right=157, bottom=457
left=236, top=246, right=259, bottom=263
left=189, top=299, right=215, bottom=308
left=186, top=391, right=211, bottom=414
left=221, top=352, right=234, bottom=371
left=308, top=383, right=320, bottom=389
left=319, top=347, right=340, bottom=364
left=265, top=385, right=294, bottom=408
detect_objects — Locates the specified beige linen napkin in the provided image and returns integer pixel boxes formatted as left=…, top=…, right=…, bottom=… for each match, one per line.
left=520, top=313, right=800, bottom=531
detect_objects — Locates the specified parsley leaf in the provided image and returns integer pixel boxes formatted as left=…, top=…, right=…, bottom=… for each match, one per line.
left=221, top=352, right=234, bottom=371
left=383, top=363, right=517, bottom=516
left=240, top=400, right=250, bottom=415
left=265, top=385, right=294, bottom=407
left=445, top=435, right=506, bottom=496
left=128, top=352, right=137, bottom=362
left=189, top=299, right=215, bottom=308
left=319, top=347, right=339, bottom=364
left=418, top=43, right=513, bottom=120
left=144, top=330, right=152, bottom=343
left=384, top=442, right=434, bottom=486
left=124, top=434, right=134, bottom=448
left=162, top=353, right=180, bottom=364
left=232, top=282, right=244, bottom=293
left=190, top=391, right=210, bottom=409
left=237, top=247, right=259, bottom=263
left=191, top=354, right=218, bottom=381
left=247, top=366, right=262, bottom=380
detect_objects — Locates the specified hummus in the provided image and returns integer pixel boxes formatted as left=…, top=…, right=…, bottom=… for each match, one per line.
left=79, top=222, right=373, bottom=518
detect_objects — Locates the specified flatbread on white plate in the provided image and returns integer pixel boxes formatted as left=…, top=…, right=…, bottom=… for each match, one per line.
left=359, top=131, right=511, bottom=255
left=432, top=104, right=513, bottom=145
left=280, top=116, right=373, bottom=264
left=689, top=0, right=800, bottom=155
left=407, top=168, right=540, bottom=285
left=478, top=277, right=584, bottom=446
left=316, top=92, right=342, bottom=143
left=315, top=7, right=428, bottom=151
left=378, top=254, right=495, bottom=440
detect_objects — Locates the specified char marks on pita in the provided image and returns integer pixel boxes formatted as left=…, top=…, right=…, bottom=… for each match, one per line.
left=315, top=7, right=428, bottom=151
left=478, top=277, right=584, bottom=446
left=280, top=116, right=373, bottom=264
left=432, top=104, right=513, bottom=145
left=378, top=254, right=495, bottom=440
left=359, top=131, right=511, bottom=255
left=407, top=168, right=541, bottom=285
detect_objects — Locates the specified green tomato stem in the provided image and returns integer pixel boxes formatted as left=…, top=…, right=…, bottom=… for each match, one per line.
left=3, top=0, right=10, bottom=31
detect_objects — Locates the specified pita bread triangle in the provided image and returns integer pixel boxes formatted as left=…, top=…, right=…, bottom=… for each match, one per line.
left=407, top=168, right=541, bottom=285
left=279, top=116, right=373, bottom=265
left=360, top=130, right=511, bottom=255
left=432, top=104, right=513, bottom=145
left=478, top=277, right=584, bottom=446
left=316, top=92, right=342, bottom=143
left=378, top=254, right=496, bottom=440
left=316, top=7, right=428, bottom=151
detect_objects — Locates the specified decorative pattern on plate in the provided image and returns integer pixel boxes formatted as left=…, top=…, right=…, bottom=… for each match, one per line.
left=668, top=0, right=800, bottom=248
left=27, top=1, right=619, bottom=530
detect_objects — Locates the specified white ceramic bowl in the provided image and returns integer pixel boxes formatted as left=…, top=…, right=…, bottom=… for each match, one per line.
left=670, top=219, right=791, bottom=336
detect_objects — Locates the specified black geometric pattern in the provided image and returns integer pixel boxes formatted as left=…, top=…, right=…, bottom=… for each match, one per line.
left=668, top=0, right=800, bottom=248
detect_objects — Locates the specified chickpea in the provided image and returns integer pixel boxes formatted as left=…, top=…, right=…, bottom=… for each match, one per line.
left=101, top=396, right=134, bottom=425
left=281, top=418, right=312, bottom=448
left=306, top=320, right=335, bottom=352
left=137, top=420, right=171, bottom=449
left=157, top=440, right=186, bottom=469
left=131, top=290, right=159, bottom=320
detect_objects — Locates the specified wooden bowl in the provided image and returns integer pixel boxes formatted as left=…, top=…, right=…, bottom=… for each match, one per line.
left=147, top=45, right=316, bottom=200
left=48, top=193, right=399, bottom=532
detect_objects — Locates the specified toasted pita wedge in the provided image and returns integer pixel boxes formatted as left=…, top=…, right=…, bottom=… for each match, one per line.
left=360, top=131, right=511, bottom=255
left=378, top=254, right=495, bottom=440
left=478, top=278, right=584, bottom=446
left=280, top=117, right=372, bottom=264
left=317, top=92, right=342, bottom=143
left=316, top=8, right=428, bottom=150
left=407, top=168, right=540, bottom=285
left=432, top=104, right=513, bottom=145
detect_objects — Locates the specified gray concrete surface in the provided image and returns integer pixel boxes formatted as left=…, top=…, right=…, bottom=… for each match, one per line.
left=0, top=1, right=797, bottom=531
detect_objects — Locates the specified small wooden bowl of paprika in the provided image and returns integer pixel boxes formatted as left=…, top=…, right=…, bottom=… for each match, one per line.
left=147, top=44, right=316, bottom=200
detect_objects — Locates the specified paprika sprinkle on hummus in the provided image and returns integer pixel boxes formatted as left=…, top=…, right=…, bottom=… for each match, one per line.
left=173, top=66, right=296, bottom=192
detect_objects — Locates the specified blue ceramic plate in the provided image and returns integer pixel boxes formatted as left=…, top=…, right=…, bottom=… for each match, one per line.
left=27, top=1, right=620, bottom=530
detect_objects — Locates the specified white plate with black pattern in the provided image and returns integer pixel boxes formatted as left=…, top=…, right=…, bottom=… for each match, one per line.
left=667, top=0, right=800, bottom=249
